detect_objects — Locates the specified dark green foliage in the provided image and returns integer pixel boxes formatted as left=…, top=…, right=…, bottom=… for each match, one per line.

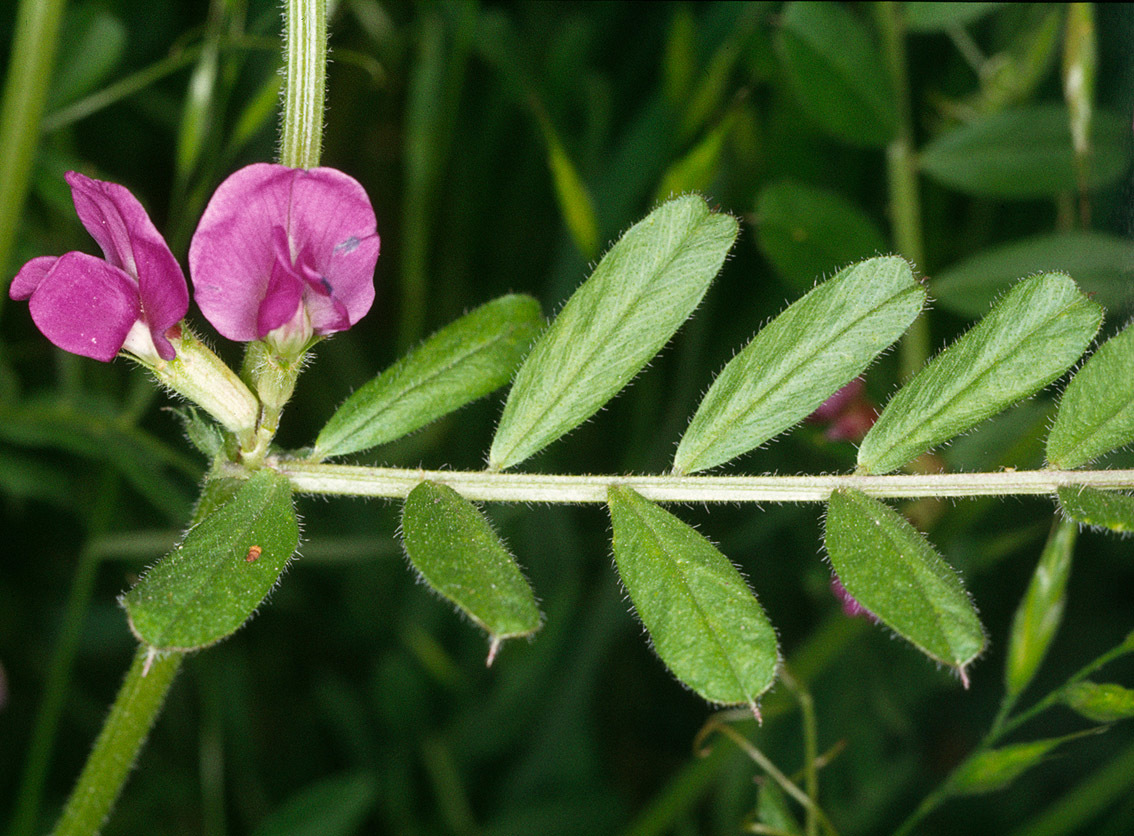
left=4, top=4, right=1134, bottom=836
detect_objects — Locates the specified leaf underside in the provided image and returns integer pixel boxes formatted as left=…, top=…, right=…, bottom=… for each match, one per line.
left=607, top=485, right=779, bottom=707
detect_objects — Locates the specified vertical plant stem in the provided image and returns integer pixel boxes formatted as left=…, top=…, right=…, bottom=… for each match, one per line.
left=279, top=0, right=327, bottom=169
left=8, top=476, right=119, bottom=836
left=0, top=0, right=67, bottom=304
left=874, top=2, right=928, bottom=381
left=50, top=648, right=183, bottom=836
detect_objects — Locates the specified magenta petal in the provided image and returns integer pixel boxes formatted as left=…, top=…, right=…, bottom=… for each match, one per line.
left=65, top=171, right=188, bottom=346
left=190, top=164, right=295, bottom=340
left=286, top=168, right=379, bottom=332
left=257, top=259, right=304, bottom=337
left=26, top=252, right=141, bottom=362
left=190, top=163, right=379, bottom=340
left=10, top=256, right=60, bottom=300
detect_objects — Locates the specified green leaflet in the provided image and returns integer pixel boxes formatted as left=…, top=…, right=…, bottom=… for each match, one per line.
left=490, top=195, right=737, bottom=470
left=931, top=232, right=1134, bottom=320
left=1048, top=324, right=1134, bottom=469
left=824, top=489, right=985, bottom=678
left=948, top=735, right=1094, bottom=796
left=402, top=481, right=540, bottom=650
left=1061, top=682, right=1134, bottom=724
left=674, top=256, right=923, bottom=474
left=540, top=119, right=600, bottom=260
left=315, top=295, right=542, bottom=460
left=607, top=486, right=779, bottom=708
left=1004, top=520, right=1076, bottom=698
left=920, top=105, right=1129, bottom=198
left=1057, top=487, right=1134, bottom=534
left=858, top=272, right=1101, bottom=475
left=122, top=470, right=299, bottom=652
left=776, top=2, right=897, bottom=148
left=755, top=180, right=888, bottom=293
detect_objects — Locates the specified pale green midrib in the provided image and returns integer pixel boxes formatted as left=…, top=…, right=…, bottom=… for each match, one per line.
left=320, top=319, right=527, bottom=456
left=863, top=295, right=1093, bottom=472
left=679, top=281, right=920, bottom=472
left=493, top=216, right=718, bottom=467
left=1051, top=392, right=1134, bottom=467
left=626, top=496, right=755, bottom=701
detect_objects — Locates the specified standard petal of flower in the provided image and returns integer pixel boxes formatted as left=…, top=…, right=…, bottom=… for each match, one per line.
left=190, top=164, right=294, bottom=340
left=287, top=167, right=379, bottom=329
left=27, top=252, right=141, bottom=362
left=9, top=256, right=60, bottom=300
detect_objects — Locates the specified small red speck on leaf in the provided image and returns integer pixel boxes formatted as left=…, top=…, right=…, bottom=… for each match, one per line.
left=246, top=545, right=262, bottom=563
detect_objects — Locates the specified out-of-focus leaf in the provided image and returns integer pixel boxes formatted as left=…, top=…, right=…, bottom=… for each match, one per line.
left=401, top=481, right=541, bottom=650
left=1005, top=520, right=1076, bottom=698
left=949, top=737, right=1085, bottom=795
left=858, top=272, right=1101, bottom=475
left=608, top=486, right=779, bottom=707
left=1048, top=324, right=1134, bottom=469
left=1057, top=487, right=1134, bottom=534
left=755, top=180, right=888, bottom=292
left=48, top=7, right=127, bottom=108
left=904, top=2, right=1001, bottom=33
left=175, top=42, right=218, bottom=181
left=228, top=73, right=283, bottom=156
left=490, top=196, right=737, bottom=470
left=250, top=771, right=378, bottom=836
left=122, top=470, right=299, bottom=651
left=1062, top=682, right=1134, bottom=724
left=663, top=5, right=696, bottom=107
left=315, top=295, right=542, bottom=459
left=543, top=125, right=601, bottom=260
left=0, top=397, right=198, bottom=521
left=756, top=781, right=802, bottom=834
left=776, top=2, right=897, bottom=148
left=0, top=448, right=72, bottom=506
left=931, top=232, right=1134, bottom=319
left=655, top=113, right=735, bottom=205
left=825, top=489, right=986, bottom=678
left=920, top=105, right=1129, bottom=198
left=674, top=256, right=923, bottom=474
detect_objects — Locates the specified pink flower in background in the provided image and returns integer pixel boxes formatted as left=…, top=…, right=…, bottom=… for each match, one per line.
left=808, top=378, right=878, bottom=443
left=9, top=172, right=189, bottom=362
left=189, top=163, right=379, bottom=350
left=830, top=576, right=879, bottom=623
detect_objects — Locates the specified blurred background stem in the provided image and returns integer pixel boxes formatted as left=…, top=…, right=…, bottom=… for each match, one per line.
left=0, top=0, right=66, bottom=305
left=874, top=2, right=929, bottom=381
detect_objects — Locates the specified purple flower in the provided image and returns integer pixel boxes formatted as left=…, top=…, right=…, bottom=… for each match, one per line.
left=189, top=163, right=379, bottom=350
left=9, top=172, right=189, bottom=362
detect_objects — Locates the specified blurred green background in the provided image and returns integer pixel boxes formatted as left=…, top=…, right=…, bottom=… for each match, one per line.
left=2, top=2, right=1134, bottom=834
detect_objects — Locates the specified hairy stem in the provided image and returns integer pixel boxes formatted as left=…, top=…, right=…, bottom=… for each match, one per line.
left=279, top=0, right=327, bottom=169
left=268, top=460, right=1134, bottom=504
left=50, top=648, right=183, bottom=836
